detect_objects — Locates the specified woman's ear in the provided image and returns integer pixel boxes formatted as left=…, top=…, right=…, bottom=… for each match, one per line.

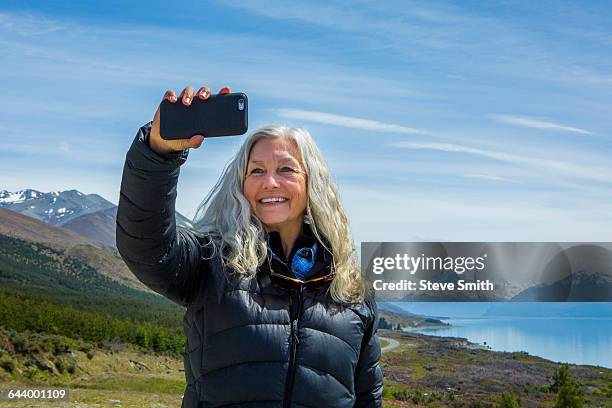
left=304, top=204, right=313, bottom=225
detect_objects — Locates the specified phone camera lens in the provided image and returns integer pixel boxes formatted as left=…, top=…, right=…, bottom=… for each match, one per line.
left=238, top=98, right=245, bottom=111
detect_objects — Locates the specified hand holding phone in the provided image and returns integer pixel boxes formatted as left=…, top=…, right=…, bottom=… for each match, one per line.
left=149, top=85, right=244, bottom=155
left=160, top=91, right=248, bottom=140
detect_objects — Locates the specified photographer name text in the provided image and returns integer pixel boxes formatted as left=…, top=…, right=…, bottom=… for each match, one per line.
left=373, top=279, right=494, bottom=292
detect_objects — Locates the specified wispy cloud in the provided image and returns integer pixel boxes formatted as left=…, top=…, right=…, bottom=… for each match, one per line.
left=341, top=185, right=612, bottom=242
left=489, top=114, right=592, bottom=135
left=221, top=1, right=612, bottom=89
left=0, top=12, right=66, bottom=37
left=462, top=173, right=516, bottom=183
left=274, top=109, right=430, bottom=135
left=389, top=141, right=612, bottom=184
left=217, top=1, right=475, bottom=50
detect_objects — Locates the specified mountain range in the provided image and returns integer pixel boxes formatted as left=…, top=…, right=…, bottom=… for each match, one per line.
left=0, top=188, right=200, bottom=291
left=0, top=189, right=194, bottom=249
left=511, top=269, right=612, bottom=301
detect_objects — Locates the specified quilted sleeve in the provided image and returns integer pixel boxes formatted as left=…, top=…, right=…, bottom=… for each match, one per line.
left=116, top=122, right=208, bottom=307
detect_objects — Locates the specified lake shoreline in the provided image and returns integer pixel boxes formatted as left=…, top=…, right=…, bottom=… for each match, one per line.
left=380, top=328, right=612, bottom=407
left=399, top=315, right=612, bottom=369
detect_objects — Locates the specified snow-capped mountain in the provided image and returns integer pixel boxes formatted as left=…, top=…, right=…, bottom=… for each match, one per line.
left=0, top=189, right=44, bottom=203
left=1, top=189, right=194, bottom=248
left=0, top=189, right=115, bottom=226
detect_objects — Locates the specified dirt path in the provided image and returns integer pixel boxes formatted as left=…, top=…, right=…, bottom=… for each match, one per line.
left=380, top=336, right=400, bottom=353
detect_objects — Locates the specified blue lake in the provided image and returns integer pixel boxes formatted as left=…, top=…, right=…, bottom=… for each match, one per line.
left=409, top=317, right=612, bottom=368
left=386, top=302, right=612, bottom=368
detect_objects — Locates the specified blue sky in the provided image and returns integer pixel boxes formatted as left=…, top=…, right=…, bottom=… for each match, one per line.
left=1, top=1, right=611, bottom=243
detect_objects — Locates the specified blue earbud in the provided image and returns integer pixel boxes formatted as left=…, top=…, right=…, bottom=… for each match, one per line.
left=291, top=243, right=318, bottom=281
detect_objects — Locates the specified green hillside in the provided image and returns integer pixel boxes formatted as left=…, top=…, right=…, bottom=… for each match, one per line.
left=0, top=233, right=185, bottom=354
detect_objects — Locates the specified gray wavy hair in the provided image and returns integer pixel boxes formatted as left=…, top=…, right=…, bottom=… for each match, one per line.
left=191, top=125, right=365, bottom=304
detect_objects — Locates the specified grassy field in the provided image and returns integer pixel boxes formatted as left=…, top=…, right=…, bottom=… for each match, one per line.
left=378, top=329, right=612, bottom=407
left=0, top=345, right=185, bottom=407
left=1, top=328, right=611, bottom=407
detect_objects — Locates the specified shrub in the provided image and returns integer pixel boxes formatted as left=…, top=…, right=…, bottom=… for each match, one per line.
left=391, top=388, right=409, bottom=401
left=551, top=365, right=571, bottom=393
left=605, top=382, right=612, bottom=398
left=135, top=326, right=150, bottom=348
left=52, top=337, right=69, bottom=355
left=555, top=382, right=584, bottom=408
left=23, top=367, right=39, bottom=380
left=54, top=357, right=65, bottom=374
left=0, top=357, right=15, bottom=373
left=101, top=338, right=124, bottom=353
left=10, top=332, right=28, bottom=353
left=552, top=365, right=584, bottom=408
left=498, top=391, right=519, bottom=408
left=378, top=317, right=392, bottom=329
left=86, top=350, right=95, bottom=360
left=78, top=343, right=92, bottom=353
left=430, top=391, right=444, bottom=401
left=411, top=390, right=425, bottom=404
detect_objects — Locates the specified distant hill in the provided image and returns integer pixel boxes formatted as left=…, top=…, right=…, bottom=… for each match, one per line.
left=510, top=244, right=612, bottom=301
left=0, top=233, right=144, bottom=298
left=0, top=207, right=98, bottom=248
left=62, top=207, right=118, bottom=248
left=511, top=270, right=612, bottom=301
left=1, top=188, right=195, bottom=248
left=378, top=302, right=447, bottom=329
left=378, top=302, right=420, bottom=317
left=484, top=301, right=612, bottom=317
left=0, top=233, right=186, bottom=354
left=0, top=208, right=146, bottom=290
left=62, top=205, right=195, bottom=249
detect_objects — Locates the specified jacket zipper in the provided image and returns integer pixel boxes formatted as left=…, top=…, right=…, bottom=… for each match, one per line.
left=267, top=246, right=305, bottom=407
left=283, top=284, right=304, bottom=408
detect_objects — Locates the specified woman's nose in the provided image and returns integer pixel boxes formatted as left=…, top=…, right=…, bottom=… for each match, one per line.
left=261, top=171, right=281, bottom=189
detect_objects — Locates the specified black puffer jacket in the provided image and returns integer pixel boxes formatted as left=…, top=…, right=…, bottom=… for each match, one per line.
left=116, top=123, right=383, bottom=408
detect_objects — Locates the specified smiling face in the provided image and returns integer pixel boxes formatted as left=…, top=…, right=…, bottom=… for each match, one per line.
left=243, top=137, right=308, bottom=235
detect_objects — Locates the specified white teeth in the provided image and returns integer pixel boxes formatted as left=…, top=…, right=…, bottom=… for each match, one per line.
left=260, top=197, right=287, bottom=203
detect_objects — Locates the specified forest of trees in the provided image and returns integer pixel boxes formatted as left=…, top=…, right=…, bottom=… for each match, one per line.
left=0, top=234, right=186, bottom=354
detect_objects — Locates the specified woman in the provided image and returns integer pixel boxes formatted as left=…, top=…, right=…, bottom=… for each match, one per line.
left=116, top=85, right=383, bottom=408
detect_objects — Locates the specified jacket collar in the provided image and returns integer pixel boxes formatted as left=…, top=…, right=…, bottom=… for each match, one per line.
left=264, top=223, right=334, bottom=284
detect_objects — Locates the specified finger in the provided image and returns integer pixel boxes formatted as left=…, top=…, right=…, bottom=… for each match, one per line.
left=151, top=107, right=161, bottom=139
left=175, top=135, right=204, bottom=150
left=218, top=86, right=231, bottom=95
left=163, top=89, right=177, bottom=103
left=179, top=86, right=196, bottom=105
left=190, top=135, right=205, bottom=149
left=197, top=86, right=212, bottom=100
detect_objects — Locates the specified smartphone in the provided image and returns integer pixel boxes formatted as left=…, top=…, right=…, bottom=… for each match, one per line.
left=159, top=92, right=248, bottom=140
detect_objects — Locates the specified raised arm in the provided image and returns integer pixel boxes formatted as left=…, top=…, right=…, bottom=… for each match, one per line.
left=116, top=85, right=227, bottom=306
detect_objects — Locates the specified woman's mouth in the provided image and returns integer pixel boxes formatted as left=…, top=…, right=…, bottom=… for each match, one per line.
left=259, top=197, right=288, bottom=206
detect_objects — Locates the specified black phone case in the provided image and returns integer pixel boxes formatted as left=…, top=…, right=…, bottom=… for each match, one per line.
left=159, top=92, right=248, bottom=140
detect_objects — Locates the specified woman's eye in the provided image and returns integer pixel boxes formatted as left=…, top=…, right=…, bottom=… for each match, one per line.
left=250, top=168, right=264, bottom=174
left=280, top=166, right=296, bottom=173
